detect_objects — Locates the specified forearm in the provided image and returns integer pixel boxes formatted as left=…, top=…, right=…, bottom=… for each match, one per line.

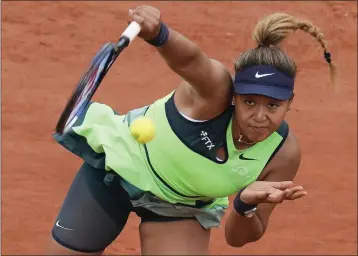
left=129, top=6, right=231, bottom=98
left=156, top=28, right=204, bottom=71
left=148, top=22, right=231, bottom=98
left=154, top=25, right=226, bottom=97
left=225, top=209, right=264, bottom=247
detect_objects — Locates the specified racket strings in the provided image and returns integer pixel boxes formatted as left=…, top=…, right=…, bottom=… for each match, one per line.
left=56, top=38, right=131, bottom=134
left=57, top=44, right=116, bottom=133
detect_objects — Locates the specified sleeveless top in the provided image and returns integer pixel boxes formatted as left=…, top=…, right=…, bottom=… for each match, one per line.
left=53, top=91, right=289, bottom=207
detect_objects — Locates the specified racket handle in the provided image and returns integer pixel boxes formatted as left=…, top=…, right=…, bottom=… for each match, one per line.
left=121, top=21, right=141, bottom=44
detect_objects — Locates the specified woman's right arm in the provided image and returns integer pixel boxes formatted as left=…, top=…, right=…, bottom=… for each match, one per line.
left=129, top=5, right=233, bottom=101
left=157, top=29, right=233, bottom=99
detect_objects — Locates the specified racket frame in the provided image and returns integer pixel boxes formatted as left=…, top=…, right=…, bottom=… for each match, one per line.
left=55, top=22, right=141, bottom=134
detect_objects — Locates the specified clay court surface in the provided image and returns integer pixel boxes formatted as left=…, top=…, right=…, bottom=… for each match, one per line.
left=2, top=1, right=357, bottom=255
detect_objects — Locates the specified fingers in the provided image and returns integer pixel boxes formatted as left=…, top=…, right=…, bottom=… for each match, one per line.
left=127, top=5, right=161, bottom=40
left=136, top=7, right=160, bottom=26
left=267, top=181, right=293, bottom=190
left=284, top=186, right=303, bottom=198
left=129, top=9, right=145, bottom=25
left=256, top=190, right=271, bottom=200
left=286, top=190, right=307, bottom=200
left=266, top=186, right=307, bottom=203
left=241, top=181, right=306, bottom=205
left=266, top=189, right=287, bottom=203
left=283, top=186, right=307, bottom=200
left=128, top=6, right=160, bottom=26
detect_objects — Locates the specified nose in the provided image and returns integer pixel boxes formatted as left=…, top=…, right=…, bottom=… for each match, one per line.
left=253, top=104, right=267, bottom=122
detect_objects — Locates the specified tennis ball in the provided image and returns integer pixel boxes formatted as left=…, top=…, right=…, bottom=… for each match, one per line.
left=130, top=116, right=155, bottom=144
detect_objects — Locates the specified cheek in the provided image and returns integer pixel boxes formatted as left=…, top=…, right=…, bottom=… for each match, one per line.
left=247, top=112, right=286, bottom=141
left=268, top=111, right=287, bottom=130
left=235, top=108, right=250, bottom=126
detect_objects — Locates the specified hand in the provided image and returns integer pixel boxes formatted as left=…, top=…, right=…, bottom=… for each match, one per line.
left=240, top=181, right=307, bottom=205
left=128, top=5, right=162, bottom=41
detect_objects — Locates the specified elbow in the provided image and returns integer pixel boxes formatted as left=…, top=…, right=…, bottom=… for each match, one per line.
left=225, top=238, right=246, bottom=248
left=225, top=230, right=265, bottom=248
left=224, top=210, right=268, bottom=248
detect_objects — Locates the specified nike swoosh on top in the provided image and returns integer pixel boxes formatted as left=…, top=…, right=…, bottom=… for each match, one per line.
left=255, top=71, right=275, bottom=78
left=56, top=220, right=74, bottom=231
left=239, top=153, right=256, bottom=161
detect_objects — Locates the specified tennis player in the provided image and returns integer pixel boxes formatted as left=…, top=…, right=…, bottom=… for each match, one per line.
left=48, top=5, right=335, bottom=255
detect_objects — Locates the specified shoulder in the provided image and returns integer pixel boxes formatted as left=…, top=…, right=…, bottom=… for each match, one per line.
left=175, top=58, right=233, bottom=120
left=260, top=130, right=302, bottom=181
left=184, top=58, right=233, bottom=97
left=207, top=58, right=233, bottom=95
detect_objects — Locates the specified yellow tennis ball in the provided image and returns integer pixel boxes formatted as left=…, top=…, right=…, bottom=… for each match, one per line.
left=130, top=116, right=155, bottom=144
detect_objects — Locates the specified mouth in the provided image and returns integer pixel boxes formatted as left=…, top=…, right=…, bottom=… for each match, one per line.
left=249, top=125, right=269, bottom=133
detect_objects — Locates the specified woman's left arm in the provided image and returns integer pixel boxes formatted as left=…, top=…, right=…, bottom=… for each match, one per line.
left=225, top=132, right=307, bottom=247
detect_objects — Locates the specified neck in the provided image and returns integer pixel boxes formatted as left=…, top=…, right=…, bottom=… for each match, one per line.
left=232, top=115, right=257, bottom=149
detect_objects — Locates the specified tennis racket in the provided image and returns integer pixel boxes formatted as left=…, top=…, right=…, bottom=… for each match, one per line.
left=55, top=21, right=141, bottom=134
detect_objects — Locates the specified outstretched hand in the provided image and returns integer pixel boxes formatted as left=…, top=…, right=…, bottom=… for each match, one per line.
left=240, top=181, right=307, bottom=205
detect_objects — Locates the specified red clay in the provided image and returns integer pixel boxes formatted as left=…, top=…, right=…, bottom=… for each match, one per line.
left=2, top=1, right=357, bottom=255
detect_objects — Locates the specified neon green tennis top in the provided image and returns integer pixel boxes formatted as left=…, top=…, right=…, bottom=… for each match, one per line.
left=54, top=91, right=288, bottom=208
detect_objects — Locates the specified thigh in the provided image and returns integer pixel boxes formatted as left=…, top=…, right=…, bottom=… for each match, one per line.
left=139, top=219, right=211, bottom=255
left=51, top=163, right=133, bottom=254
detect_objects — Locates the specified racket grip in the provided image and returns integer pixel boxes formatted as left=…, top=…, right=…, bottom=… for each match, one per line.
left=121, top=21, right=141, bottom=43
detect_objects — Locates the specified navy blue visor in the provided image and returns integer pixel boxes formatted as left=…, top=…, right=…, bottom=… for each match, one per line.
left=234, top=65, right=294, bottom=100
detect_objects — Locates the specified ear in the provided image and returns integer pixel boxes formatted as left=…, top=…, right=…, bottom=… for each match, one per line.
left=232, top=93, right=237, bottom=105
left=287, top=93, right=295, bottom=111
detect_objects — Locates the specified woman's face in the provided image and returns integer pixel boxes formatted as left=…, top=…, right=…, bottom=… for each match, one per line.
left=234, top=94, right=292, bottom=143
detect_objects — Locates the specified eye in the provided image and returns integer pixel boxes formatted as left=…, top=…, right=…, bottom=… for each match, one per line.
left=244, top=100, right=255, bottom=106
left=268, top=103, right=280, bottom=109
